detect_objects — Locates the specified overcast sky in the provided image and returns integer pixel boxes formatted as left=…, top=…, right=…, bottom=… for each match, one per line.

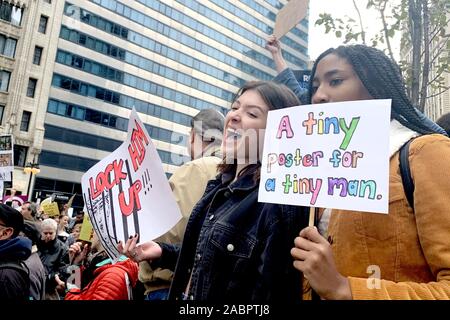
left=308, top=0, right=400, bottom=60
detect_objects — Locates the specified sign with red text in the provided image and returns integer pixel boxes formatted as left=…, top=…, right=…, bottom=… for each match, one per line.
left=81, top=109, right=181, bottom=260
left=258, top=100, right=391, bottom=214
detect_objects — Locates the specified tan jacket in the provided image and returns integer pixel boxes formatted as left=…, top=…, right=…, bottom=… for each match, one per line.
left=328, top=134, right=450, bottom=299
left=139, top=148, right=221, bottom=294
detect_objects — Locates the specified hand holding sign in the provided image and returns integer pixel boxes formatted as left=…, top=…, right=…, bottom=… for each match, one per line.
left=82, top=109, right=181, bottom=261
left=291, top=226, right=352, bottom=300
left=117, top=234, right=162, bottom=263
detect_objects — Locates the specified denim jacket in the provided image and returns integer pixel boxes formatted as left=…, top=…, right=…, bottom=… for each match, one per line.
left=153, top=165, right=310, bottom=301
left=273, top=67, right=308, bottom=104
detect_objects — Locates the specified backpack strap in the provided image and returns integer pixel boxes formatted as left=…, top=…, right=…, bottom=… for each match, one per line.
left=0, top=260, right=29, bottom=276
left=399, top=139, right=415, bottom=212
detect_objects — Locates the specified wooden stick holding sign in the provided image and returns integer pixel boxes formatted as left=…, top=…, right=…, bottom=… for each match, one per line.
left=309, top=207, right=315, bottom=227
left=273, top=0, right=309, bottom=39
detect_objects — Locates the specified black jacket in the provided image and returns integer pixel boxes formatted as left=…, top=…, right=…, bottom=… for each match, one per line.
left=155, top=165, right=310, bottom=301
left=0, top=237, right=32, bottom=300
left=37, top=238, right=69, bottom=293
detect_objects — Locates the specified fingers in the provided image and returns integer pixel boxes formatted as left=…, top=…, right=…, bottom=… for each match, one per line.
left=293, top=259, right=305, bottom=273
left=119, top=234, right=139, bottom=258
left=293, top=235, right=320, bottom=252
left=117, top=240, right=124, bottom=253
left=267, top=35, right=277, bottom=42
left=69, top=243, right=81, bottom=258
left=69, top=242, right=81, bottom=252
left=299, top=226, right=328, bottom=245
left=81, top=244, right=89, bottom=256
left=127, top=234, right=139, bottom=254
left=291, top=247, right=309, bottom=261
left=122, top=236, right=133, bottom=254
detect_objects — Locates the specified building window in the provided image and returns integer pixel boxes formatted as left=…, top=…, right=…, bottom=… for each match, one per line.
left=13, top=145, right=28, bottom=167
left=38, top=15, right=48, bottom=34
left=0, top=2, right=23, bottom=26
left=20, top=111, right=31, bottom=132
left=0, top=34, right=17, bottom=58
left=33, top=46, right=43, bottom=65
left=0, top=105, right=4, bottom=125
left=26, top=78, right=37, bottom=97
left=44, top=0, right=52, bottom=3
left=0, top=70, right=11, bottom=92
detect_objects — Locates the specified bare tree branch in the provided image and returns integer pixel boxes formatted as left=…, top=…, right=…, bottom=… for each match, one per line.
left=409, top=0, right=422, bottom=106
left=352, top=0, right=367, bottom=44
left=419, top=0, right=430, bottom=111
left=427, top=39, right=448, bottom=67
left=427, top=86, right=450, bottom=99
left=379, top=0, right=396, bottom=62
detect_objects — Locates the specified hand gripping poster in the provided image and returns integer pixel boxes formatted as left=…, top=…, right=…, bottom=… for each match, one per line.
left=81, top=109, right=181, bottom=260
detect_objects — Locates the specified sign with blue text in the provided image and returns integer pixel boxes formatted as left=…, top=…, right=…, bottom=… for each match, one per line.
left=259, top=100, right=391, bottom=214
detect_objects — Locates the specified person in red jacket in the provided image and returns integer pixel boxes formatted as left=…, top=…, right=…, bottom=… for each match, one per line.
left=65, top=233, right=139, bottom=300
left=65, top=258, right=138, bottom=300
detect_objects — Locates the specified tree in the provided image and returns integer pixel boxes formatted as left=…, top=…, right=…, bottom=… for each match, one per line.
left=315, top=0, right=450, bottom=112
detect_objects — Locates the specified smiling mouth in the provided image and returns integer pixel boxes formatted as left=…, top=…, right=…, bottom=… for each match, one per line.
left=226, top=129, right=242, bottom=140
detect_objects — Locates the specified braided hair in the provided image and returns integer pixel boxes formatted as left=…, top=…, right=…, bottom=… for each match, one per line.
left=308, top=45, right=445, bottom=135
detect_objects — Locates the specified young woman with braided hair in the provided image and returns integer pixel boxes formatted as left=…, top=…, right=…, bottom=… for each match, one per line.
left=288, top=44, right=450, bottom=300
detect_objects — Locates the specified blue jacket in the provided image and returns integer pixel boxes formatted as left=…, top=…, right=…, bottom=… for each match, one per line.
left=154, top=165, right=309, bottom=301
left=273, top=67, right=447, bottom=135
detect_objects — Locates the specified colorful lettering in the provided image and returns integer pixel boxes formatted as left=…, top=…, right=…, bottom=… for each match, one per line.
left=265, top=179, right=276, bottom=192
left=339, top=117, right=360, bottom=150
left=302, top=112, right=317, bottom=135
left=276, top=116, right=294, bottom=139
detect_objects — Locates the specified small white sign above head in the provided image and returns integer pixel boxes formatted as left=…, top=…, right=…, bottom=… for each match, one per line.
left=273, top=0, right=309, bottom=39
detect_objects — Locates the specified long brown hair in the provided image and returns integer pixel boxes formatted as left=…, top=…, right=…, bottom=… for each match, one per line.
left=218, top=81, right=301, bottom=178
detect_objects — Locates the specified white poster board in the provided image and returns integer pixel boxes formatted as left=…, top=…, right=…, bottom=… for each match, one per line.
left=0, top=135, right=13, bottom=181
left=273, top=0, right=309, bottom=39
left=81, top=109, right=182, bottom=260
left=259, top=100, right=391, bottom=214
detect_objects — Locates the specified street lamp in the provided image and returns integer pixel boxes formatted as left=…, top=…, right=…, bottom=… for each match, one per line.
left=24, top=157, right=40, bottom=199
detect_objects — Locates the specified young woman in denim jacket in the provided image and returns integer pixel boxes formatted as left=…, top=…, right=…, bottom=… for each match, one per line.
left=286, top=44, right=450, bottom=300
left=119, top=81, right=310, bottom=301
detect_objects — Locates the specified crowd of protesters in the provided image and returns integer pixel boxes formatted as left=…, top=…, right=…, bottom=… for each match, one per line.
left=1, top=34, right=450, bottom=301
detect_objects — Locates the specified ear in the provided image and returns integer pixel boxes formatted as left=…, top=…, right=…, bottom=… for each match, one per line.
left=0, top=226, right=14, bottom=239
left=190, top=130, right=195, bottom=144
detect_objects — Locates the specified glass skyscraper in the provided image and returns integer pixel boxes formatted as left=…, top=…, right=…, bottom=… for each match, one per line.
left=34, top=0, right=309, bottom=207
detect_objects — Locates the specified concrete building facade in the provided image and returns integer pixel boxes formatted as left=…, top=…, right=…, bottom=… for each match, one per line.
left=1, top=0, right=64, bottom=197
